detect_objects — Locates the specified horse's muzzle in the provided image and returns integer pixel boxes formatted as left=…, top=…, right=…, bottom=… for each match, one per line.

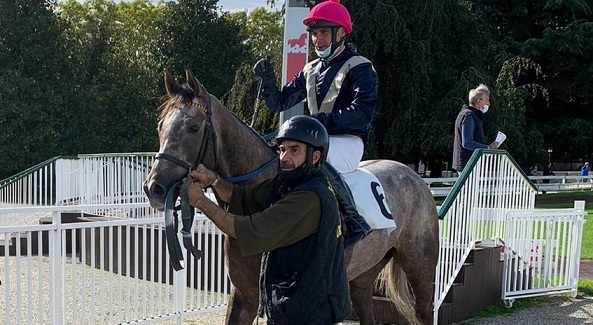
left=143, top=179, right=168, bottom=210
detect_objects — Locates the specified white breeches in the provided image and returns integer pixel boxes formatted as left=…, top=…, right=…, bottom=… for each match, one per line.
left=327, top=135, right=364, bottom=173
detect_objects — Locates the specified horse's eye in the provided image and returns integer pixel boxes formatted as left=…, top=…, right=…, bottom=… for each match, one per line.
left=189, top=124, right=200, bottom=134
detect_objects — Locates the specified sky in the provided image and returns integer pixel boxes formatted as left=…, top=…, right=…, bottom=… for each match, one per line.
left=217, top=0, right=280, bottom=12
left=98, top=1, right=281, bottom=12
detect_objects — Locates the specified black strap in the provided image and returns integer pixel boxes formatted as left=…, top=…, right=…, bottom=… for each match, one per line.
left=155, top=153, right=191, bottom=171
left=164, top=178, right=201, bottom=271
left=164, top=181, right=185, bottom=271
left=180, top=178, right=201, bottom=260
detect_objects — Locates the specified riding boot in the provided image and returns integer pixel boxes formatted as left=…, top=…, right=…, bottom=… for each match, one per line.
left=321, top=164, right=372, bottom=248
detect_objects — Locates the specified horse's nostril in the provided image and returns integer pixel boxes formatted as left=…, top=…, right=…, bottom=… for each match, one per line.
left=151, top=183, right=166, bottom=199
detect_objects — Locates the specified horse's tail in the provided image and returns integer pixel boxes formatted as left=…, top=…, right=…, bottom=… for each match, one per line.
left=377, top=257, right=422, bottom=325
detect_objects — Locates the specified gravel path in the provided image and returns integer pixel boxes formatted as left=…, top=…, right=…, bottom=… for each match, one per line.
left=182, top=297, right=593, bottom=325
left=2, top=254, right=592, bottom=324
left=458, top=297, right=593, bottom=325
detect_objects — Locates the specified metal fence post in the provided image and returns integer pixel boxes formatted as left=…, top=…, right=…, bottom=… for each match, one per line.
left=49, top=211, right=64, bottom=324
left=173, top=232, right=187, bottom=324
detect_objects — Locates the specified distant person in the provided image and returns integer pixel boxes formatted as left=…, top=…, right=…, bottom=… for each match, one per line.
left=452, top=84, right=500, bottom=172
left=542, top=162, right=554, bottom=194
left=581, top=162, right=589, bottom=176
left=530, top=165, right=538, bottom=176
left=543, top=163, right=554, bottom=179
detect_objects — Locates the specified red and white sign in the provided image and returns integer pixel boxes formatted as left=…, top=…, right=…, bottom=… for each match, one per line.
left=282, top=7, right=310, bottom=84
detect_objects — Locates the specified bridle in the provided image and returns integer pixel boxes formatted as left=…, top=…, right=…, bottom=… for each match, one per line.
left=155, top=95, right=217, bottom=173
left=153, top=93, right=276, bottom=271
left=154, top=95, right=216, bottom=271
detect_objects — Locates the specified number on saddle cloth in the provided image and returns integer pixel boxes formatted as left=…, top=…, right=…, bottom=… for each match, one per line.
left=341, top=168, right=396, bottom=230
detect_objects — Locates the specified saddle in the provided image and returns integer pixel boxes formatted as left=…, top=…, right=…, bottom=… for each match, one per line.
left=341, top=168, right=396, bottom=230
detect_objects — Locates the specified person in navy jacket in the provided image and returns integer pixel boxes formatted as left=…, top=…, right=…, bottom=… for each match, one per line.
left=253, top=0, right=376, bottom=247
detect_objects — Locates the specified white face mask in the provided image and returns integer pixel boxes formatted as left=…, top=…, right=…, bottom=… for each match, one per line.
left=315, top=45, right=333, bottom=58
left=482, top=105, right=489, bottom=114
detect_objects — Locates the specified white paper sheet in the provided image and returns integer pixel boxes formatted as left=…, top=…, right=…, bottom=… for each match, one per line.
left=495, top=131, right=507, bottom=146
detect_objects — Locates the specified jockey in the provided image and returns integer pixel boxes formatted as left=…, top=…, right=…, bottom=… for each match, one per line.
left=253, top=0, right=377, bottom=247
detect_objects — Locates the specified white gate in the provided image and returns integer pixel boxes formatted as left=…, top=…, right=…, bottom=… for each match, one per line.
left=0, top=154, right=230, bottom=324
left=434, top=149, right=587, bottom=324
left=0, top=204, right=229, bottom=324
left=502, top=201, right=586, bottom=307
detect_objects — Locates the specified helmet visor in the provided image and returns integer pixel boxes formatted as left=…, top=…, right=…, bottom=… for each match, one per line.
left=306, top=20, right=341, bottom=31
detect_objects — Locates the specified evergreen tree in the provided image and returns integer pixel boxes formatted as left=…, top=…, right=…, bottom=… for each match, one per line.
left=0, top=0, right=74, bottom=178
left=222, top=6, right=283, bottom=137
left=156, top=0, right=249, bottom=98
left=470, top=0, right=593, bottom=166
left=343, top=0, right=497, bottom=172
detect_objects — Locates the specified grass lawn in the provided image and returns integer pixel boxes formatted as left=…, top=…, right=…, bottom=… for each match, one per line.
left=535, top=191, right=593, bottom=259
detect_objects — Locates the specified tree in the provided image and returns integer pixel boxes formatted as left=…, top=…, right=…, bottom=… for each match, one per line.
left=59, top=0, right=164, bottom=153
left=156, top=0, right=249, bottom=98
left=0, top=0, right=75, bottom=178
left=223, top=6, right=283, bottom=136
left=469, top=0, right=593, bottom=166
left=342, top=0, right=497, bottom=171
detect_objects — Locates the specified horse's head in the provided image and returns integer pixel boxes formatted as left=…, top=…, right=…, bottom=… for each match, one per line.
left=143, top=69, right=216, bottom=210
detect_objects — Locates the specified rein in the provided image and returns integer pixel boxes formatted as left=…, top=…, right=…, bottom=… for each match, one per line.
left=164, top=178, right=201, bottom=271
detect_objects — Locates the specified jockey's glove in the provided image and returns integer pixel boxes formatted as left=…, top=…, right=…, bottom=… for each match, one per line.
left=253, top=58, right=275, bottom=79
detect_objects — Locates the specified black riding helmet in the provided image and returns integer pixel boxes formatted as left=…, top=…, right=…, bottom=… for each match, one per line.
left=276, top=115, right=329, bottom=169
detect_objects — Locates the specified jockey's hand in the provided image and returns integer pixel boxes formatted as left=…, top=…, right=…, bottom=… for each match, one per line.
left=188, top=164, right=217, bottom=187
left=488, top=141, right=500, bottom=149
left=253, top=58, right=274, bottom=79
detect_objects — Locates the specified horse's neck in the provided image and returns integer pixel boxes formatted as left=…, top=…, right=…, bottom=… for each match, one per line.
left=212, top=103, right=277, bottom=183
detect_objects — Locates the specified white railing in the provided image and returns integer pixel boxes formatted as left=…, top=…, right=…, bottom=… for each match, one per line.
left=72, top=153, right=155, bottom=206
left=2, top=153, right=587, bottom=325
left=0, top=154, right=157, bottom=229
left=0, top=153, right=156, bottom=209
left=502, top=201, right=585, bottom=306
left=0, top=157, right=77, bottom=208
left=0, top=204, right=229, bottom=324
left=1, top=153, right=230, bottom=324
left=433, top=150, right=538, bottom=323
left=425, top=174, right=593, bottom=197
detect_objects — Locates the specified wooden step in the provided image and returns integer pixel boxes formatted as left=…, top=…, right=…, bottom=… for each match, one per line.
left=438, top=245, right=503, bottom=325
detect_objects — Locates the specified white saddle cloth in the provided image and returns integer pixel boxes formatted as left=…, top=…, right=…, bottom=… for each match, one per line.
left=341, top=168, right=396, bottom=230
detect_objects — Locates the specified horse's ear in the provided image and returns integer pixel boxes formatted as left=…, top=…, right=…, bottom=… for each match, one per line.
left=164, top=71, right=178, bottom=97
left=185, top=68, right=208, bottom=100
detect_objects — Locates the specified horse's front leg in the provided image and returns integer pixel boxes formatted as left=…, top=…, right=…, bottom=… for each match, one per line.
left=224, top=238, right=261, bottom=325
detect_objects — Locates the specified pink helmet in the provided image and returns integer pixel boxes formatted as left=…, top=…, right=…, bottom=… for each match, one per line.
left=302, top=0, right=352, bottom=34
